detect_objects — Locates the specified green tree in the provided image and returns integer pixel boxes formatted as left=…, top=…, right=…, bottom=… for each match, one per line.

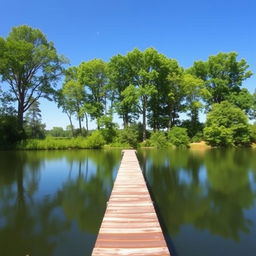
left=204, top=101, right=251, bottom=147
left=168, top=127, right=190, bottom=147
left=108, top=54, right=138, bottom=127
left=98, top=114, right=118, bottom=143
left=117, top=125, right=139, bottom=148
left=0, top=115, right=23, bottom=147
left=78, top=59, right=108, bottom=129
left=182, top=73, right=209, bottom=137
left=55, top=89, right=75, bottom=137
left=250, top=91, right=256, bottom=121
left=0, top=25, right=67, bottom=128
left=149, top=131, right=169, bottom=148
left=227, top=88, right=254, bottom=114
left=158, top=61, right=185, bottom=130
left=127, top=48, right=159, bottom=140
left=0, top=89, right=16, bottom=115
left=24, top=99, right=45, bottom=139
left=48, top=127, right=66, bottom=137
left=189, top=52, right=252, bottom=104
left=61, top=79, right=86, bottom=134
left=148, top=54, right=183, bottom=131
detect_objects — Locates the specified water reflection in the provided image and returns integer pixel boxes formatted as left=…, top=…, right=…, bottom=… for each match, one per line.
left=0, top=150, right=121, bottom=256
left=137, top=149, right=256, bottom=256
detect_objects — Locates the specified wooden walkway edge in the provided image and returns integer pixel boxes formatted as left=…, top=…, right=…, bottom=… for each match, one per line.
left=92, top=150, right=170, bottom=256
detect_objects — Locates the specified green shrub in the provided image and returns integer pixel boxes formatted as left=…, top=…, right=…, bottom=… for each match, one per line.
left=86, top=131, right=106, bottom=149
left=98, top=115, right=117, bottom=143
left=249, top=124, right=256, bottom=143
left=108, top=142, right=131, bottom=148
left=0, top=115, right=24, bottom=147
left=16, top=132, right=105, bottom=150
left=204, top=101, right=251, bottom=147
left=168, top=127, right=190, bottom=147
left=139, top=139, right=152, bottom=147
left=117, top=126, right=139, bottom=148
left=191, top=131, right=204, bottom=142
left=149, top=131, right=169, bottom=148
left=204, top=125, right=233, bottom=147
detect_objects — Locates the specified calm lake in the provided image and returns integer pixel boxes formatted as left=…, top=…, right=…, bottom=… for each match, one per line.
left=0, top=149, right=256, bottom=256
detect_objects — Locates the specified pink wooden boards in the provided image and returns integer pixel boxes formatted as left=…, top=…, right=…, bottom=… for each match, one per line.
left=92, top=150, right=170, bottom=256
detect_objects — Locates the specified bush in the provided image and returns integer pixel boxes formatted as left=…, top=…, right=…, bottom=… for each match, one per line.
left=204, top=125, right=233, bottom=147
left=0, top=115, right=24, bottom=147
left=117, top=126, right=139, bottom=148
left=191, top=131, right=204, bottom=142
left=168, top=127, right=190, bottom=147
left=98, top=115, right=117, bottom=143
left=204, top=101, right=251, bottom=147
left=86, top=131, right=106, bottom=149
left=139, top=139, right=152, bottom=147
left=249, top=124, right=256, bottom=143
left=149, top=131, right=169, bottom=148
left=16, top=132, right=106, bottom=150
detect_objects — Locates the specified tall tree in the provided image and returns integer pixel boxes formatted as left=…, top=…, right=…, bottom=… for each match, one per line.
left=24, top=99, right=45, bottom=138
left=61, top=80, right=86, bottom=134
left=78, top=59, right=108, bottom=129
left=157, top=58, right=184, bottom=130
left=0, top=25, right=66, bottom=128
left=126, top=48, right=159, bottom=140
left=55, top=89, right=75, bottom=137
left=107, top=54, right=138, bottom=127
left=251, top=91, right=256, bottom=121
left=227, top=88, right=254, bottom=115
left=189, top=52, right=252, bottom=105
left=182, top=73, right=209, bottom=136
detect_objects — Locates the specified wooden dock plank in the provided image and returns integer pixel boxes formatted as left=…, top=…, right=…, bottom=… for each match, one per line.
left=92, top=150, right=170, bottom=256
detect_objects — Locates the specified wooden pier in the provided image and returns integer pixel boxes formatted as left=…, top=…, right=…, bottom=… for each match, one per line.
left=92, top=150, right=170, bottom=256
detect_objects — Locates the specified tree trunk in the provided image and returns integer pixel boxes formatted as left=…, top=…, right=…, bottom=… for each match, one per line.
left=142, top=105, right=146, bottom=141
left=67, top=114, right=74, bottom=137
left=168, top=108, right=172, bottom=131
left=78, top=117, right=82, bottom=134
left=85, top=113, right=89, bottom=132
left=97, top=119, right=100, bottom=130
left=18, top=102, right=24, bottom=128
left=123, top=113, right=128, bottom=128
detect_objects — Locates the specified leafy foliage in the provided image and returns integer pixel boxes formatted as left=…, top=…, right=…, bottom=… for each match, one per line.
left=149, top=131, right=169, bottom=148
left=189, top=52, right=252, bottom=104
left=17, top=132, right=105, bottom=150
left=86, top=131, right=106, bottom=149
left=0, top=25, right=67, bottom=127
left=204, top=101, right=251, bottom=147
left=24, top=99, right=46, bottom=139
left=98, top=114, right=117, bottom=144
left=116, top=125, right=139, bottom=148
left=78, top=59, right=108, bottom=129
left=0, top=115, right=24, bottom=147
left=168, top=127, right=190, bottom=147
left=249, top=124, right=256, bottom=143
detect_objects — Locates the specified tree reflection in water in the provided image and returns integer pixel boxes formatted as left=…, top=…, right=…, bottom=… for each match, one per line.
left=0, top=150, right=121, bottom=256
left=137, top=148, right=256, bottom=255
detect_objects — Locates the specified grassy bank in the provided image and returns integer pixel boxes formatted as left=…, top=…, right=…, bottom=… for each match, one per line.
left=16, top=131, right=105, bottom=150
left=6, top=137, right=256, bottom=151
left=189, top=141, right=212, bottom=150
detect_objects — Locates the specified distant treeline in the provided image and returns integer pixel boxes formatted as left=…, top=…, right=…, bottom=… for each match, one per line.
left=0, top=25, right=256, bottom=149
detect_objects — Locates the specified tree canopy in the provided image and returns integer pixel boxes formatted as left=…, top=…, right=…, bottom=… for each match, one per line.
left=1, top=25, right=255, bottom=147
left=0, top=25, right=67, bottom=128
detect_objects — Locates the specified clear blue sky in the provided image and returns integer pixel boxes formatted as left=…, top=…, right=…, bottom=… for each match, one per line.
left=1, top=0, right=256, bottom=129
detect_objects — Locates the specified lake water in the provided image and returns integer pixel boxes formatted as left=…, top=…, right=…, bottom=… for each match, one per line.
left=0, top=149, right=256, bottom=256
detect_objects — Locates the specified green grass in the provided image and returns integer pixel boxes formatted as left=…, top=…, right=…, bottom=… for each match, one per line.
left=16, top=131, right=106, bottom=150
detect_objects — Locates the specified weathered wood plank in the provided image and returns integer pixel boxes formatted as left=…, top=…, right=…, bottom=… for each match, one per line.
left=92, top=150, right=170, bottom=256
